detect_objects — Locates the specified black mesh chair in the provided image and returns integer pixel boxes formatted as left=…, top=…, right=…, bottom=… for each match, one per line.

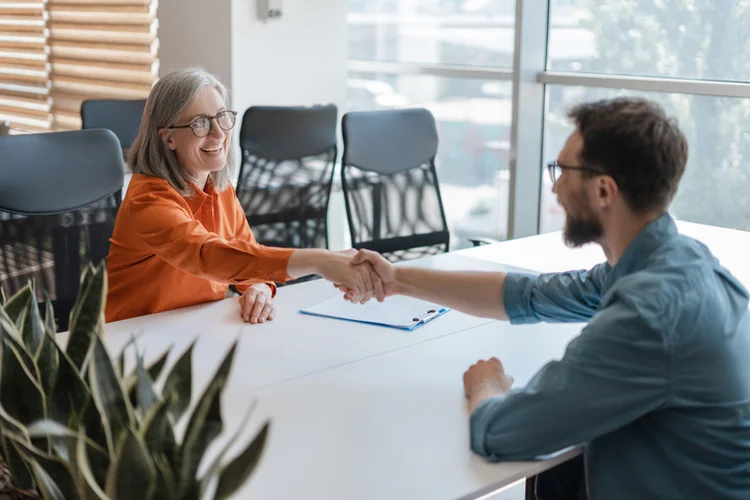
left=341, top=108, right=450, bottom=262
left=0, top=129, right=125, bottom=330
left=81, top=99, right=146, bottom=157
left=237, top=104, right=338, bottom=249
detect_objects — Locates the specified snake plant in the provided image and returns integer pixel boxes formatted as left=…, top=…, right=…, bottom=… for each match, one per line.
left=0, top=263, right=269, bottom=499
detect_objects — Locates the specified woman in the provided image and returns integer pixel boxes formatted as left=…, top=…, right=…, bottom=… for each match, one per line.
left=106, top=68, right=381, bottom=324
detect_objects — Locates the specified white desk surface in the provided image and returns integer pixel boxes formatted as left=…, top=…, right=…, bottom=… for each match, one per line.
left=460, top=220, right=750, bottom=285
left=103, top=254, right=518, bottom=393
left=97, top=220, right=749, bottom=500
left=224, top=320, right=582, bottom=500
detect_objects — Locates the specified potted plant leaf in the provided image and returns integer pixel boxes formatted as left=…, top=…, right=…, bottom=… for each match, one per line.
left=0, top=262, right=270, bottom=499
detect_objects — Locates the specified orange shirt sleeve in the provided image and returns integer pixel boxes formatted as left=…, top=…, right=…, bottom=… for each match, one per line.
left=125, top=182, right=293, bottom=287
left=229, top=188, right=281, bottom=297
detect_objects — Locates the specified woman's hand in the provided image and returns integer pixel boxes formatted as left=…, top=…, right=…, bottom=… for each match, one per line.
left=239, top=283, right=275, bottom=324
left=286, top=249, right=386, bottom=304
left=316, top=251, right=385, bottom=304
left=336, top=249, right=398, bottom=302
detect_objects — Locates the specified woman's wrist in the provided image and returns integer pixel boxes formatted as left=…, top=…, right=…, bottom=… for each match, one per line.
left=286, top=249, right=332, bottom=279
left=251, top=282, right=274, bottom=296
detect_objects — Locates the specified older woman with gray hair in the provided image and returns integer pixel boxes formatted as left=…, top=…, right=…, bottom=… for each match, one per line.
left=105, top=68, right=383, bottom=324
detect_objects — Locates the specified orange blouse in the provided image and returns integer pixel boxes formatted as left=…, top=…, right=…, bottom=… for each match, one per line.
left=105, top=174, right=294, bottom=323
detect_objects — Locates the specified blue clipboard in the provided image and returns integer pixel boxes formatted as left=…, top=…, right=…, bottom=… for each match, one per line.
left=300, top=294, right=450, bottom=331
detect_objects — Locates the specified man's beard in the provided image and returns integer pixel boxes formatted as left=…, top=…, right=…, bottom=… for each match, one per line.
left=564, top=214, right=603, bottom=247
left=563, top=194, right=604, bottom=248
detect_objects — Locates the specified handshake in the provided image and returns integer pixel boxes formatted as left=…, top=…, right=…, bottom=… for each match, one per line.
left=322, top=249, right=397, bottom=304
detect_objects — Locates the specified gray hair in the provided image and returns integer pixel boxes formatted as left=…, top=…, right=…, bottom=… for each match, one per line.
left=129, top=68, right=236, bottom=196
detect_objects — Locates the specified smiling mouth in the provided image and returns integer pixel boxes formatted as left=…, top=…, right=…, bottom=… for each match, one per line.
left=200, top=145, right=223, bottom=154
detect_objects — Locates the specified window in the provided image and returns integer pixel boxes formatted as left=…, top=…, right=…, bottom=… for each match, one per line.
left=548, top=1, right=750, bottom=82
left=352, top=1, right=750, bottom=240
left=0, top=0, right=158, bottom=132
left=348, top=0, right=516, bottom=68
left=347, top=1, right=515, bottom=249
left=542, top=87, right=750, bottom=233
left=540, top=0, right=750, bottom=233
left=347, top=72, right=512, bottom=247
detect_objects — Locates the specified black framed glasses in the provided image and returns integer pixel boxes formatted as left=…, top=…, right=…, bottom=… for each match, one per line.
left=167, top=110, right=237, bottom=138
left=547, top=160, right=606, bottom=184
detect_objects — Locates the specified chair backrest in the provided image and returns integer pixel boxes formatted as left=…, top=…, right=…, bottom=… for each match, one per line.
left=341, top=108, right=449, bottom=262
left=237, top=104, right=338, bottom=249
left=0, top=129, right=125, bottom=330
left=80, top=99, right=146, bottom=152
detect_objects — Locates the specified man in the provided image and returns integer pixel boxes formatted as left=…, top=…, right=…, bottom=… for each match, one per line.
left=342, top=97, right=750, bottom=499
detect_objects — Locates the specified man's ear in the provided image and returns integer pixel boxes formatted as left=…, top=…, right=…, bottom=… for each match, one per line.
left=158, top=128, right=177, bottom=151
left=593, top=175, right=619, bottom=208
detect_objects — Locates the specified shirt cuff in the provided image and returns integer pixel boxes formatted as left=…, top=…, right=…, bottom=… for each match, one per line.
left=469, top=396, right=508, bottom=459
left=255, top=246, right=295, bottom=283
left=503, top=272, right=539, bottom=324
left=265, top=281, right=278, bottom=298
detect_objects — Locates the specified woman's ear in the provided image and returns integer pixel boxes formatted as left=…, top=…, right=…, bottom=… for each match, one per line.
left=158, top=128, right=177, bottom=151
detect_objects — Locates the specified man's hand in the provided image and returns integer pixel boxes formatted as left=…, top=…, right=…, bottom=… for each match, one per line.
left=463, top=357, right=514, bottom=413
left=239, top=283, right=275, bottom=324
left=317, top=251, right=386, bottom=303
left=337, top=249, right=398, bottom=302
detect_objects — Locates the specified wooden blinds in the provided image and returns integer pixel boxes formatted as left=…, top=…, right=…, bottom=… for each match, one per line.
left=47, top=0, right=158, bottom=130
left=0, top=0, right=51, bottom=132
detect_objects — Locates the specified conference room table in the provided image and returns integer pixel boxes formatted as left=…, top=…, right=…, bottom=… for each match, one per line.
left=99, top=219, right=750, bottom=500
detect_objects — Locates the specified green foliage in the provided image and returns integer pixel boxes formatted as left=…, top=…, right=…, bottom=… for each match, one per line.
left=0, top=265, right=270, bottom=499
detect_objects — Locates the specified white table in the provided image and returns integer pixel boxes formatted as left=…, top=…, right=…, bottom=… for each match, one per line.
left=224, top=320, right=582, bottom=500
left=462, top=220, right=750, bottom=285
left=99, top=219, right=750, bottom=500
left=103, top=254, right=516, bottom=393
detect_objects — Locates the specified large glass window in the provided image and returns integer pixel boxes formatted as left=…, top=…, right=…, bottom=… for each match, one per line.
left=348, top=0, right=516, bottom=67
left=541, top=86, right=750, bottom=233
left=349, top=0, right=750, bottom=242
left=347, top=73, right=512, bottom=247
left=548, top=0, right=750, bottom=82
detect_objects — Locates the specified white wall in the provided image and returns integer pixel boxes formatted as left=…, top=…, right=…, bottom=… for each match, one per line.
left=229, top=0, right=348, bottom=115
left=157, top=0, right=233, bottom=85
left=228, top=0, right=349, bottom=249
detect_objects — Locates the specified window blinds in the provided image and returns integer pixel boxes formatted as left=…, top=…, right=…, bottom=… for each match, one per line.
left=47, top=0, right=158, bottom=130
left=0, top=0, right=51, bottom=132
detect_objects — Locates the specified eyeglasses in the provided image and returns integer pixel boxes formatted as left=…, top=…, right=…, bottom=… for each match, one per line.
left=166, top=110, right=237, bottom=138
left=547, top=160, right=606, bottom=185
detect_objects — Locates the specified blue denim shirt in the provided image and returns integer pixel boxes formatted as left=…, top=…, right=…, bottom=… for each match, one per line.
left=470, top=214, right=750, bottom=500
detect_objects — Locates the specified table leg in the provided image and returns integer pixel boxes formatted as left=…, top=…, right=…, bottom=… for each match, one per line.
left=525, top=475, right=537, bottom=500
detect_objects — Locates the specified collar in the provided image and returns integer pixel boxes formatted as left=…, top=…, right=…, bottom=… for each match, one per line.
left=602, top=212, right=677, bottom=291
left=184, top=177, right=217, bottom=215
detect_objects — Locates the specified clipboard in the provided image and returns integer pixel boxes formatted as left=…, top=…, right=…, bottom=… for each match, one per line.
left=300, top=294, right=450, bottom=331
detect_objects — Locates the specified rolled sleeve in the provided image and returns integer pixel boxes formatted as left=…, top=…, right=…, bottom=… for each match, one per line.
left=503, top=273, right=540, bottom=324
left=470, top=396, right=509, bottom=457
left=503, top=264, right=611, bottom=324
left=468, top=300, right=669, bottom=462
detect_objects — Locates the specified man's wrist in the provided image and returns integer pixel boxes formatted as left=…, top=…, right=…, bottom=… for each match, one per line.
left=467, top=379, right=512, bottom=413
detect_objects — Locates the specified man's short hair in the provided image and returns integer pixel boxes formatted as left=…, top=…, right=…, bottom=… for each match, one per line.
left=568, top=97, right=689, bottom=213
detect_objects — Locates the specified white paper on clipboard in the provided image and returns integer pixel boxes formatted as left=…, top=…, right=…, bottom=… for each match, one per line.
left=300, top=294, right=450, bottom=331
